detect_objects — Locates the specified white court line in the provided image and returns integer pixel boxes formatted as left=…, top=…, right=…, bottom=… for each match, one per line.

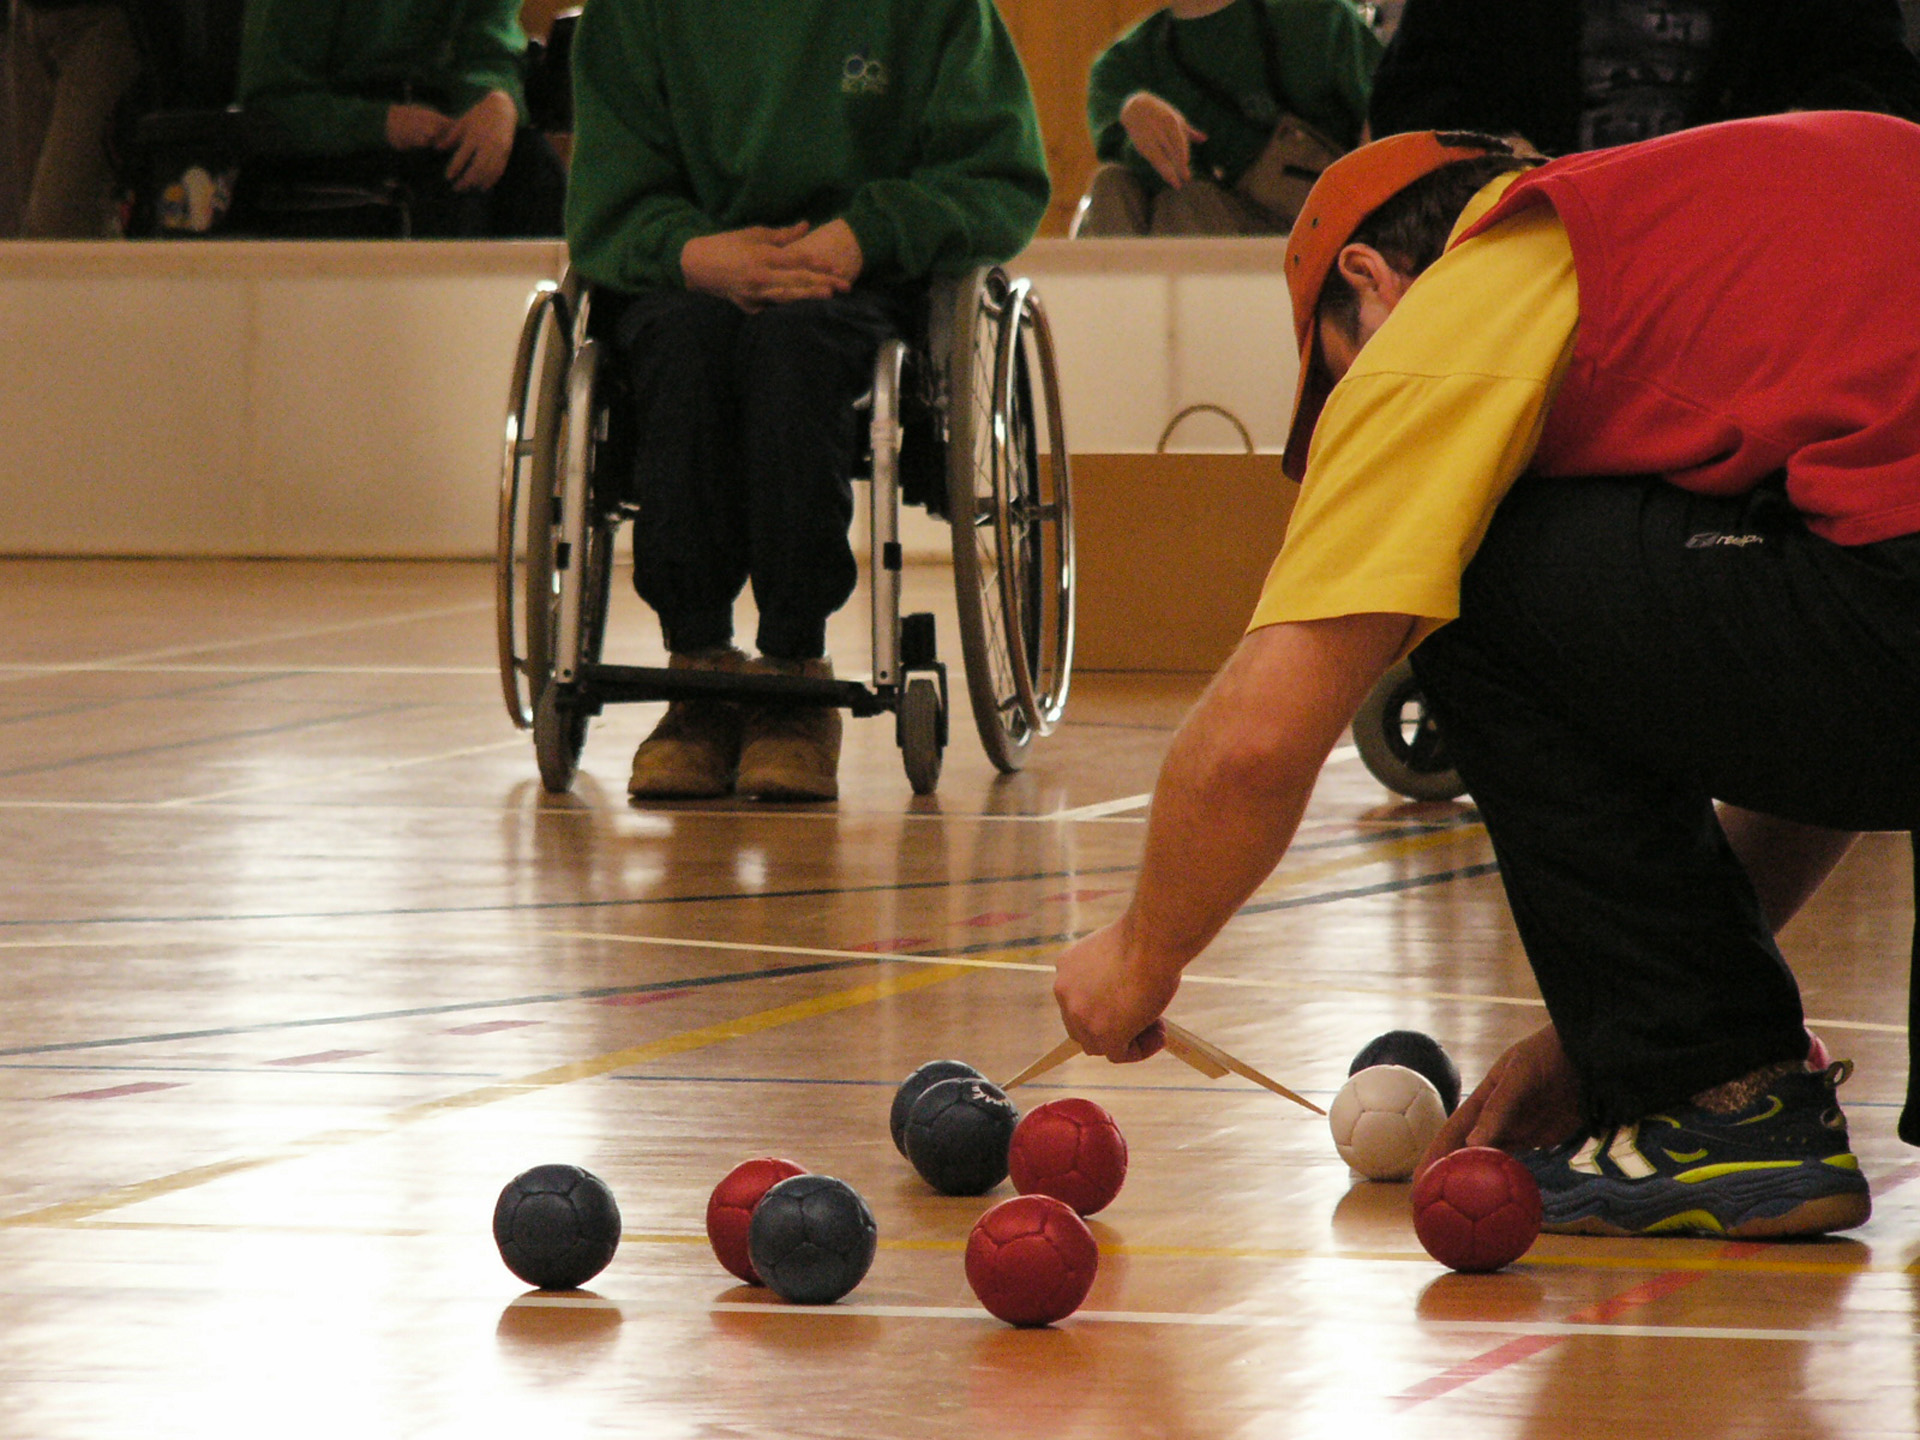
left=0, top=600, right=491, bottom=687
left=158, top=738, right=528, bottom=807
left=1051, top=792, right=1151, bottom=821
left=1051, top=747, right=1359, bottom=821
left=506, top=1294, right=1906, bottom=1344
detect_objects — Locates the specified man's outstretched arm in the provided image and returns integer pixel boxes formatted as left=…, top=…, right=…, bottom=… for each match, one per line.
left=1054, top=611, right=1414, bottom=1059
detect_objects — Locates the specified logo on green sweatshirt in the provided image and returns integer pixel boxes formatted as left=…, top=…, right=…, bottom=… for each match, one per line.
left=841, top=54, right=889, bottom=95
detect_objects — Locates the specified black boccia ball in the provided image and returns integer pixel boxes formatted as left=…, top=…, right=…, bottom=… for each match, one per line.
left=1350, top=1030, right=1462, bottom=1115
left=747, top=1174, right=878, bottom=1305
left=889, top=1059, right=984, bottom=1156
left=492, top=1163, right=622, bottom=1290
left=904, top=1075, right=1020, bottom=1196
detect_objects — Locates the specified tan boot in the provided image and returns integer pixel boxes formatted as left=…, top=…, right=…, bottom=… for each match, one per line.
left=628, top=647, right=747, bottom=800
left=737, top=656, right=842, bottom=802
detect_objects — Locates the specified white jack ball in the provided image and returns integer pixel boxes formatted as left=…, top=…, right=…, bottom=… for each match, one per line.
left=1328, top=1064, right=1447, bottom=1181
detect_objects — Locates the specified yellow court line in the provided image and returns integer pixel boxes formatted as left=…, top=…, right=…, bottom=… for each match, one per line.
left=0, top=962, right=970, bottom=1229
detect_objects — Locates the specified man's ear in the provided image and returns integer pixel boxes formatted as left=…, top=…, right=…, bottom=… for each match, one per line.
left=1333, top=243, right=1406, bottom=303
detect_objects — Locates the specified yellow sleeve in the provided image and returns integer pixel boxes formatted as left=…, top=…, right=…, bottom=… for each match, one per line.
left=1246, top=192, right=1580, bottom=647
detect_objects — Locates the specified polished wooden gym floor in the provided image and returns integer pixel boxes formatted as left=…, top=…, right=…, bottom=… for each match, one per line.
left=3, top=556, right=1916, bottom=1439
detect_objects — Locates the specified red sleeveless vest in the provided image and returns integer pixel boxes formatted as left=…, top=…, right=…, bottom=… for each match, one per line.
left=1458, top=111, right=1920, bottom=545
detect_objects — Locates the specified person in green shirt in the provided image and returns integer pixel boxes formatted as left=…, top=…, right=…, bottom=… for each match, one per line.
left=1078, top=0, right=1381, bottom=236
left=566, top=0, right=1049, bottom=803
left=236, top=0, right=563, bottom=236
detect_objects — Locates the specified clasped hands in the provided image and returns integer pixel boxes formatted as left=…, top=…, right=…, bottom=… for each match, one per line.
left=681, top=220, right=865, bottom=312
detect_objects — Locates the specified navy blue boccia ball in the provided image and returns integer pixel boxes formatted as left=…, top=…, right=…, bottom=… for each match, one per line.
left=1350, top=1030, right=1462, bottom=1115
left=493, top=1163, right=622, bottom=1290
left=904, top=1075, right=1021, bottom=1196
left=889, top=1059, right=984, bottom=1157
left=747, top=1174, right=878, bottom=1304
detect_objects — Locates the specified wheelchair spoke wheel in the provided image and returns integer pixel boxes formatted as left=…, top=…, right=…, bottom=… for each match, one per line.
left=496, top=279, right=573, bottom=729
left=1352, top=659, right=1467, bottom=802
left=945, top=269, right=1075, bottom=774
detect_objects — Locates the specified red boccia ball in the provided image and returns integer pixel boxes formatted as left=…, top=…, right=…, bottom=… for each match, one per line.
left=1411, top=1147, right=1543, bottom=1273
left=706, top=1157, right=807, bottom=1284
left=965, top=1194, right=1100, bottom=1327
left=1008, top=1097, right=1129, bottom=1216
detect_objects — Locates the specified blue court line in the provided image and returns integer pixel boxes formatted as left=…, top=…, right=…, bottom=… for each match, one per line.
left=0, top=831, right=1498, bottom=1061
left=0, top=863, right=1143, bottom=930
left=1239, top=861, right=1502, bottom=916
left=0, top=817, right=1482, bottom=933
left=0, top=702, right=421, bottom=781
left=0, top=956, right=880, bottom=1059
left=0, top=671, right=287, bottom=730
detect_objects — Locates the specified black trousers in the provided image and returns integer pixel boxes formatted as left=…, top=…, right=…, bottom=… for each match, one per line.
left=612, top=287, right=908, bottom=661
left=1410, top=474, right=1920, bottom=1134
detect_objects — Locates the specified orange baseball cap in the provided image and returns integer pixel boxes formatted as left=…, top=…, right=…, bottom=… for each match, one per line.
left=1282, top=132, right=1503, bottom=481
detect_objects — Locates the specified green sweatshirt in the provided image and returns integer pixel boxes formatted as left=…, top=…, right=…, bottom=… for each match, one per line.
left=1089, top=0, right=1380, bottom=191
left=565, top=0, right=1051, bottom=292
left=238, top=0, right=528, bottom=155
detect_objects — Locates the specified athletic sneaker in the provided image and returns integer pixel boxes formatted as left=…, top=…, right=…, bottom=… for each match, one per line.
left=1520, top=1061, right=1871, bottom=1239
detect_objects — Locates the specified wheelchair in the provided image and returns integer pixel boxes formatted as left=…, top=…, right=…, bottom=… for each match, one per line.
left=495, top=266, right=1075, bottom=797
left=1353, top=659, right=1467, bottom=802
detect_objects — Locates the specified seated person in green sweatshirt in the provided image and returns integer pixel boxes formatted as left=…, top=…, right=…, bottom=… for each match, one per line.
left=237, top=0, right=563, bottom=237
left=565, top=0, right=1049, bottom=803
left=1079, top=0, right=1381, bottom=237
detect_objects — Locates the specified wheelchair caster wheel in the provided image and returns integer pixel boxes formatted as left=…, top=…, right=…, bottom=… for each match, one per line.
left=534, top=684, right=590, bottom=794
left=899, top=676, right=944, bottom=796
left=1353, top=659, right=1467, bottom=802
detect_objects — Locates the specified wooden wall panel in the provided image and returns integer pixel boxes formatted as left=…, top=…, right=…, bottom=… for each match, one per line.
left=998, top=0, right=1164, bottom=236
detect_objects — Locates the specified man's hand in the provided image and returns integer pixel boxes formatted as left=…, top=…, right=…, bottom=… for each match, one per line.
left=1053, top=914, right=1177, bottom=1062
left=1120, top=91, right=1206, bottom=189
left=387, top=103, right=452, bottom=151
left=1415, top=1023, right=1581, bottom=1180
left=441, top=89, right=519, bottom=192
left=681, top=224, right=852, bottom=311
left=780, top=218, right=864, bottom=287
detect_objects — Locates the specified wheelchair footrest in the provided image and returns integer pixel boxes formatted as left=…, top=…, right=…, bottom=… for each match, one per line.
left=579, top=664, right=893, bottom=718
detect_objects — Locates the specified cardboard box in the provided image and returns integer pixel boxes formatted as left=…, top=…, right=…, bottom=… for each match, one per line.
left=1070, top=451, right=1298, bottom=672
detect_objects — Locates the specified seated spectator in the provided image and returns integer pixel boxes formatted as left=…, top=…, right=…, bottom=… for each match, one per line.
left=3, top=0, right=144, bottom=236
left=565, top=0, right=1049, bottom=802
left=1077, top=0, right=1380, bottom=237
left=236, top=0, right=564, bottom=237
left=1369, top=0, right=1920, bottom=156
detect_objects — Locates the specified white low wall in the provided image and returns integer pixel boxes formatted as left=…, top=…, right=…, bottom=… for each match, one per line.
left=0, top=237, right=1298, bottom=558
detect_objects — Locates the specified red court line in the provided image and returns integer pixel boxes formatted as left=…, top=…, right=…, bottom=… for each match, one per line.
left=847, top=937, right=932, bottom=952
left=595, top=991, right=689, bottom=1008
left=266, top=1049, right=375, bottom=1066
left=960, top=911, right=1029, bottom=928
left=53, top=1082, right=185, bottom=1101
left=1392, top=1243, right=1765, bottom=1411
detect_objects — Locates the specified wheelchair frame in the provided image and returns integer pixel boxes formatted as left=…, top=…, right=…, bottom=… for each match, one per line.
left=495, top=266, right=1074, bottom=797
